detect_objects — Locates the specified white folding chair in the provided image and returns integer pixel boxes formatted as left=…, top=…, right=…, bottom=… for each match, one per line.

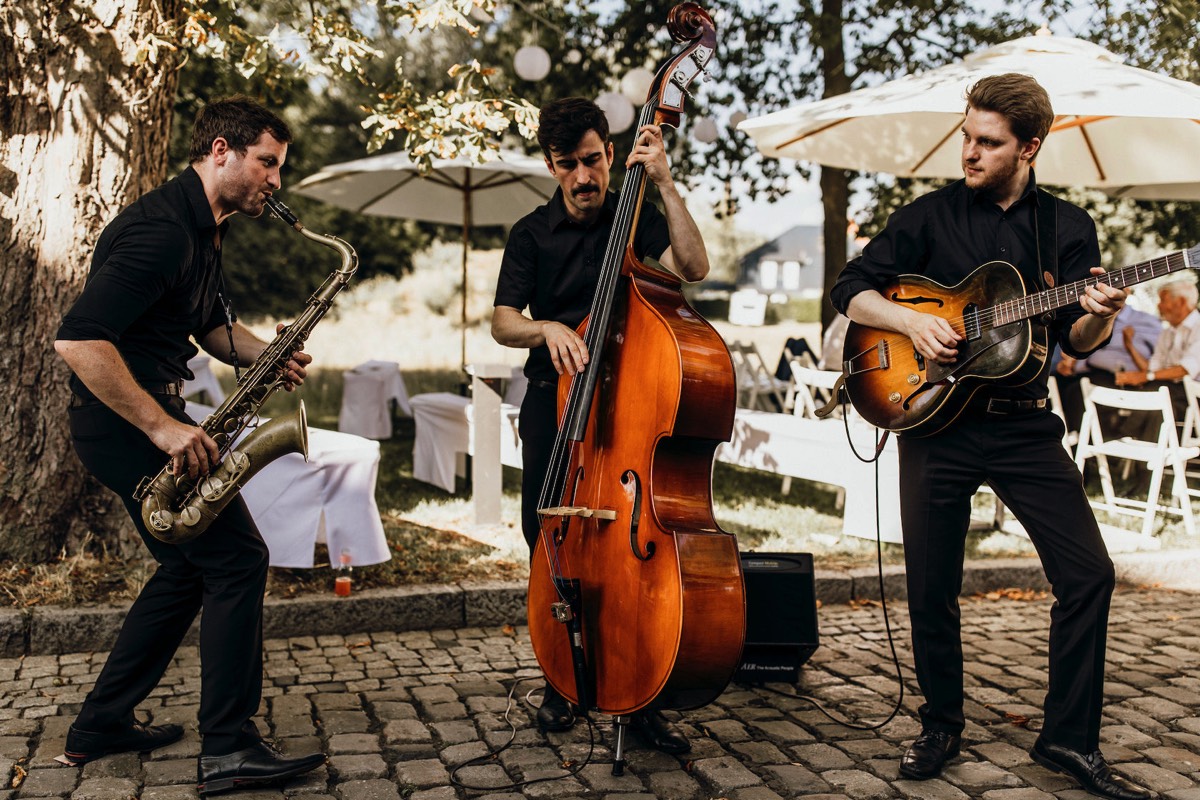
left=1046, top=375, right=1079, bottom=455
left=789, top=363, right=847, bottom=420
left=1074, top=379, right=1198, bottom=539
left=1177, top=376, right=1200, bottom=498
left=728, top=341, right=790, bottom=411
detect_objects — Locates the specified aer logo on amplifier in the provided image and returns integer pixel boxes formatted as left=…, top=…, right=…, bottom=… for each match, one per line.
left=743, top=559, right=787, bottom=570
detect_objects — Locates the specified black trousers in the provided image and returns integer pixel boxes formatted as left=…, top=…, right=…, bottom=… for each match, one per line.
left=899, top=405, right=1114, bottom=752
left=68, top=395, right=269, bottom=755
left=518, top=383, right=558, bottom=557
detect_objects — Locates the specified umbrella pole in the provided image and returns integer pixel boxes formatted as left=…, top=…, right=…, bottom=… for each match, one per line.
left=462, top=178, right=471, bottom=372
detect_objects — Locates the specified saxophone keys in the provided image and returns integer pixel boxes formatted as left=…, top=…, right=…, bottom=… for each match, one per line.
left=148, top=510, right=172, bottom=532
left=199, top=476, right=225, bottom=500
left=179, top=507, right=202, bottom=527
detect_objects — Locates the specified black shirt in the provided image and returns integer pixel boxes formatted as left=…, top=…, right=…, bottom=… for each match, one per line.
left=57, top=167, right=231, bottom=395
left=495, top=188, right=672, bottom=383
left=830, top=175, right=1103, bottom=400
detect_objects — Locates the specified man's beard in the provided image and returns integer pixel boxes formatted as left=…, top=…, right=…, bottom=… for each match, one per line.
left=964, top=156, right=1020, bottom=195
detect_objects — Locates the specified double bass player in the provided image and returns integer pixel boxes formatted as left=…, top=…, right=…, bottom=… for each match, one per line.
left=491, top=96, right=709, bottom=753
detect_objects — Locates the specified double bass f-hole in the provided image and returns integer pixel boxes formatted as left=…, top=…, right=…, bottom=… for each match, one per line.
left=621, top=470, right=654, bottom=561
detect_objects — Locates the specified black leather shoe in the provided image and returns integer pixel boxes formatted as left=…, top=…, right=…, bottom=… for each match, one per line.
left=64, top=720, right=184, bottom=766
left=630, top=710, right=691, bottom=755
left=197, top=740, right=325, bottom=795
left=899, top=729, right=961, bottom=779
left=536, top=684, right=576, bottom=733
left=1030, top=738, right=1154, bottom=800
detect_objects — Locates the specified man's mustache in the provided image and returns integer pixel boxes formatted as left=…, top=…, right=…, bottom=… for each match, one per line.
left=572, top=185, right=598, bottom=196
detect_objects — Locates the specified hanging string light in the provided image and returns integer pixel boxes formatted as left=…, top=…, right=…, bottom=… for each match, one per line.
left=513, top=45, right=551, bottom=81
left=692, top=116, right=718, bottom=143
left=620, top=68, right=655, bottom=104
left=595, top=91, right=635, bottom=134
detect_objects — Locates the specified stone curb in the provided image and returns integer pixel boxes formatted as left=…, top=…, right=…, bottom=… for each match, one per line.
left=2, top=551, right=1192, bottom=658
left=0, top=558, right=1038, bottom=658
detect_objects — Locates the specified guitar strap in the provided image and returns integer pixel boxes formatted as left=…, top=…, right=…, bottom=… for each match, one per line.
left=1034, top=188, right=1059, bottom=324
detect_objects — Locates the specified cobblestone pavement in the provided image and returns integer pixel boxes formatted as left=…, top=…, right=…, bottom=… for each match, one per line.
left=2, top=586, right=1199, bottom=800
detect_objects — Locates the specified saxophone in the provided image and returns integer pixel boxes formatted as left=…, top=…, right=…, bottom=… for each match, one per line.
left=134, top=196, right=359, bottom=545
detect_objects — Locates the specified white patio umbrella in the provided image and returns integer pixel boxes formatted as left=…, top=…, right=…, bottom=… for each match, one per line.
left=293, top=149, right=559, bottom=368
left=739, top=31, right=1200, bottom=200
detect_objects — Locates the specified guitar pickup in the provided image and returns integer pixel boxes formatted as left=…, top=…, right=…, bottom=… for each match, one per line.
left=963, top=305, right=982, bottom=341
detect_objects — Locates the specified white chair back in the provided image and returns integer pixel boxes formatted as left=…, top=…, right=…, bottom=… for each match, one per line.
left=789, top=363, right=845, bottom=419
left=728, top=341, right=789, bottom=411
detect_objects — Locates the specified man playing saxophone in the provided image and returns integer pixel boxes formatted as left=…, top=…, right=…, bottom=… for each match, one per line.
left=53, top=96, right=325, bottom=794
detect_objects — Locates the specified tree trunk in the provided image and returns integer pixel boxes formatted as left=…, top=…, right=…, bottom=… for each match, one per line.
left=816, top=0, right=850, bottom=336
left=0, top=1, right=180, bottom=561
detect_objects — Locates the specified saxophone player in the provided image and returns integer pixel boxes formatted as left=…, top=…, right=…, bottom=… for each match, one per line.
left=53, top=96, right=325, bottom=794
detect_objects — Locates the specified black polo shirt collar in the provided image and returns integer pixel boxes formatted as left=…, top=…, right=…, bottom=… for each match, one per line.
left=178, top=165, right=230, bottom=238
left=547, top=187, right=619, bottom=232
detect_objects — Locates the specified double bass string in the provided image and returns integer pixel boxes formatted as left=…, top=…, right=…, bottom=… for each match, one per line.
left=535, top=100, right=657, bottom=600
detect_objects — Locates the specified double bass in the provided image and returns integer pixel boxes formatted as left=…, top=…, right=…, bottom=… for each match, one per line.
left=526, top=3, right=745, bottom=773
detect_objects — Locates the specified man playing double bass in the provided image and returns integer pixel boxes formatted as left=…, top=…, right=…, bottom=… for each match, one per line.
left=491, top=96, right=709, bottom=753
left=831, top=74, right=1151, bottom=800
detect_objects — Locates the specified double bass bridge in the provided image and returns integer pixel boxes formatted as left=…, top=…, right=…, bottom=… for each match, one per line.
left=538, top=506, right=618, bottom=521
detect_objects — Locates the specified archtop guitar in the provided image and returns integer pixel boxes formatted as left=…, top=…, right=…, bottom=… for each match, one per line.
left=840, top=245, right=1199, bottom=436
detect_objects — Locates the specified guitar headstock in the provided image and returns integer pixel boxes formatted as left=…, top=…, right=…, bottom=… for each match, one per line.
left=642, top=3, right=716, bottom=129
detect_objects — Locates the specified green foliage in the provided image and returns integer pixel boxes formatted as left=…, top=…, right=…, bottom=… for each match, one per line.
left=765, top=296, right=822, bottom=325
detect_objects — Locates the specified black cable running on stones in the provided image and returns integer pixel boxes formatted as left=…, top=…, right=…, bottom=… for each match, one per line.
left=447, top=677, right=598, bottom=790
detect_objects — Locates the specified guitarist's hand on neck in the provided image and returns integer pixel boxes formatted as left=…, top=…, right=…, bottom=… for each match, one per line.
left=1069, top=266, right=1127, bottom=353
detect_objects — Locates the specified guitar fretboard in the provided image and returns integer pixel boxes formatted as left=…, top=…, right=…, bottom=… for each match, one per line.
left=993, top=246, right=1198, bottom=327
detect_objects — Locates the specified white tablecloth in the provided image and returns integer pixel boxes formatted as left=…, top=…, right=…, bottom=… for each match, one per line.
left=716, top=408, right=903, bottom=542
left=183, top=355, right=226, bottom=405
left=186, top=403, right=391, bottom=568
left=410, top=392, right=522, bottom=493
left=338, top=360, right=411, bottom=439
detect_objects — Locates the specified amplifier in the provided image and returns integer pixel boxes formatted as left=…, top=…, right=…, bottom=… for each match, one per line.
left=734, top=552, right=820, bottom=684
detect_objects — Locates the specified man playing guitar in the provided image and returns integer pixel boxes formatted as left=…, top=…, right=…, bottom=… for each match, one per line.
left=831, top=73, right=1151, bottom=800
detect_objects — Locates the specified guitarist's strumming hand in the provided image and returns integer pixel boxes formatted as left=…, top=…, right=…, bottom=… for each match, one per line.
left=904, top=311, right=963, bottom=366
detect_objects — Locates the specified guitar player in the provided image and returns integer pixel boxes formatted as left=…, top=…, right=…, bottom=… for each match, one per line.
left=831, top=73, right=1152, bottom=800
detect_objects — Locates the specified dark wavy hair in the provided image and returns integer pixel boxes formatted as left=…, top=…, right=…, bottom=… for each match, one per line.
left=966, top=73, right=1054, bottom=158
left=536, top=97, right=610, bottom=158
left=189, top=95, right=293, bottom=163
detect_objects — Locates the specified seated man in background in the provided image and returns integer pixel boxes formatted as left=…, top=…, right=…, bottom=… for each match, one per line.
left=1053, top=303, right=1161, bottom=433
left=1115, top=278, right=1200, bottom=420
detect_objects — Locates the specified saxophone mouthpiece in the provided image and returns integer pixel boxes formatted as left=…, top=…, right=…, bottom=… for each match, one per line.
left=264, top=195, right=302, bottom=231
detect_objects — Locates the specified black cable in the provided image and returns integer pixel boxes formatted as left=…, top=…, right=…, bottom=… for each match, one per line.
left=447, top=678, right=597, bottom=791
left=746, top=395, right=906, bottom=732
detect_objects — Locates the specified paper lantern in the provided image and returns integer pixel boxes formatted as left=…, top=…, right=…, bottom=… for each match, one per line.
left=514, top=46, right=551, bottom=82
left=620, top=68, right=655, bottom=104
left=693, top=116, right=719, bottom=143
left=595, top=92, right=635, bottom=134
